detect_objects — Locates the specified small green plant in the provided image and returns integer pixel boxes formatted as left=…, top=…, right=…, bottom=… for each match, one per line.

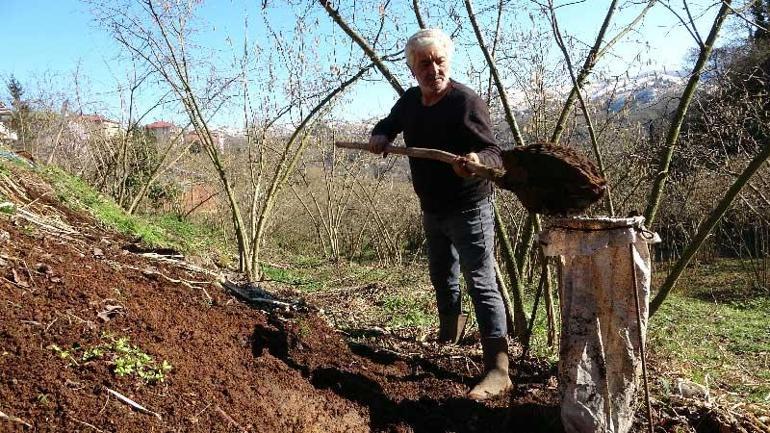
left=108, top=336, right=172, bottom=382
left=82, top=345, right=107, bottom=362
left=48, top=344, right=72, bottom=360
left=297, top=319, right=312, bottom=338
left=49, top=335, right=172, bottom=383
left=0, top=201, right=15, bottom=215
left=36, top=393, right=50, bottom=406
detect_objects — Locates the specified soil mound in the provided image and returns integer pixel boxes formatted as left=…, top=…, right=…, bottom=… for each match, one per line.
left=1, top=164, right=762, bottom=432
left=0, top=165, right=554, bottom=432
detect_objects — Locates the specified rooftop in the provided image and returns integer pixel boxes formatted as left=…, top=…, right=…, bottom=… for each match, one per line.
left=146, top=121, right=176, bottom=129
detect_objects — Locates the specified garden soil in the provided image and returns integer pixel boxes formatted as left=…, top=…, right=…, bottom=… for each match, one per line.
left=0, top=165, right=760, bottom=432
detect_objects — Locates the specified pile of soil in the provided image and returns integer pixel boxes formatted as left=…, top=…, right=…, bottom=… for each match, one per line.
left=0, top=164, right=761, bottom=432
left=0, top=166, right=557, bottom=432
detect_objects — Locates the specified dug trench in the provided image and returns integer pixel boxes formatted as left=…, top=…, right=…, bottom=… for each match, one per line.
left=252, top=310, right=563, bottom=433
left=0, top=165, right=755, bottom=433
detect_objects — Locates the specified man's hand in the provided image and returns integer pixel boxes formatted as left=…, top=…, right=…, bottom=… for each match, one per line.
left=368, top=134, right=391, bottom=155
left=452, top=152, right=479, bottom=178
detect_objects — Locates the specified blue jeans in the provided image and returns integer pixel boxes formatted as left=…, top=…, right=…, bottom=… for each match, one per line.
left=422, top=197, right=507, bottom=339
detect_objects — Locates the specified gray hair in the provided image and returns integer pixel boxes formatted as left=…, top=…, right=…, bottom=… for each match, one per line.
left=405, top=28, right=454, bottom=67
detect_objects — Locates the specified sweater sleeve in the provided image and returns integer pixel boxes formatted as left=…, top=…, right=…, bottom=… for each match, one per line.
left=461, top=96, right=502, bottom=169
left=371, top=95, right=405, bottom=141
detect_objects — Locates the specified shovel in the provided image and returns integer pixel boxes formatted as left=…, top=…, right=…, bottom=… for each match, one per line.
left=334, top=141, right=607, bottom=215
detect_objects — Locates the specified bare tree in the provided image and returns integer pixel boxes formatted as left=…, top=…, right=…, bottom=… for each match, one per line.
left=91, top=0, right=373, bottom=279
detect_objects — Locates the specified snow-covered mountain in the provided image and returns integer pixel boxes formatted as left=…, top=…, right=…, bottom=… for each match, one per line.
left=586, top=72, right=686, bottom=112
left=504, top=71, right=686, bottom=114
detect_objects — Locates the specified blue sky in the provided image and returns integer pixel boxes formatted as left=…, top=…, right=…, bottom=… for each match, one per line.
left=0, top=0, right=728, bottom=127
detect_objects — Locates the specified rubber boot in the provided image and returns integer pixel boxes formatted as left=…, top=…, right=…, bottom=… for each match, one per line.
left=468, top=337, right=512, bottom=400
left=438, top=313, right=468, bottom=344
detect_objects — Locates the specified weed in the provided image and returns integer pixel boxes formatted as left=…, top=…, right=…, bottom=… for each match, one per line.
left=36, top=394, right=50, bottom=406
left=381, top=293, right=434, bottom=328
left=82, top=345, right=107, bottom=362
left=0, top=202, right=15, bottom=215
left=49, top=335, right=172, bottom=383
left=296, top=319, right=312, bottom=338
left=108, top=336, right=173, bottom=382
left=48, top=344, right=72, bottom=360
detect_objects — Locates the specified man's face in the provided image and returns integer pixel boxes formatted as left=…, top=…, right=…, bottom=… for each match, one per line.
left=409, top=45, right=451, bottom=97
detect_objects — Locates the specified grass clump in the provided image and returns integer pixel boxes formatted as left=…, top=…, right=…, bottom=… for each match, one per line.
left=380, top=291, right=435, bottom=328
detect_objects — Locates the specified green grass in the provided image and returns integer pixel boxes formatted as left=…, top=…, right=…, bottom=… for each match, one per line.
left=380, top=291, right=436, bottom=328
left=269, top=254, right=426, bottom=293
left=39, top=165, right=227, bottom=259
left=260, top=263, right=321, bottom=289
left=649, top=293, right=770, bottom=404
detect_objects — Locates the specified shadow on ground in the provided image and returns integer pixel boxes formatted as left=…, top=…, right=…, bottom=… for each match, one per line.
left=252, top=317, right=565, bottom=432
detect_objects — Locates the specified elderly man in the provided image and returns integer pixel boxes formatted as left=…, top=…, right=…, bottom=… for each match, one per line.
left=369, top=28, right=512, bottom=400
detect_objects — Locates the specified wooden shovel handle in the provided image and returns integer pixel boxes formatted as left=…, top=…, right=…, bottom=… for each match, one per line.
left=335, top=141, right=457, bottom=164
left=334, top=141, right=501, bottom=181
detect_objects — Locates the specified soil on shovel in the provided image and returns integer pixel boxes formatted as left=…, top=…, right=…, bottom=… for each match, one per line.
left=0, top=167, right=759, bottom=433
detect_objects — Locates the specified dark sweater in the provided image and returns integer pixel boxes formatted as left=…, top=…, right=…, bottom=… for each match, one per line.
left=372, top=80, right=502, bottom=213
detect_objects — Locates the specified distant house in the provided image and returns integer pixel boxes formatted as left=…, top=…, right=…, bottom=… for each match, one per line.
left=0, top=105, right=17, bottom=143
left=0, top=104, right=11, bottom=123
left=70, top=114, right=121, bottom=140
left=145, top=121, right=181, bottom=143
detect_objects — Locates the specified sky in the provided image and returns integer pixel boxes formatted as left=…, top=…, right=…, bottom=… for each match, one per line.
left=0, top=0, right=729, bottom=127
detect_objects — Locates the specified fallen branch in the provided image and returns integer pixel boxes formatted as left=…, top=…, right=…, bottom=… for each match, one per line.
left=0, top=173, right=30, bottom=202
left=0, top=409, right=32, bottom=428
left=220, top=280, right=297, bottom=309
left=125, top=265, right=214, bottom=304
left=215, top=405, right=248, bottom=433
left=68, top=415, right=109, bottom=433
left=136, top=253, right=224, bottom=280
left=139, top=268, right=211, bottom=287
left=13, top=209, right=79, bottom=242
left=104, top=387, right=162, bottom=420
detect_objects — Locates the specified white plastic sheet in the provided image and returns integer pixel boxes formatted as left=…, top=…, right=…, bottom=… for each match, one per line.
left=539, top=216, right=659, bottom=433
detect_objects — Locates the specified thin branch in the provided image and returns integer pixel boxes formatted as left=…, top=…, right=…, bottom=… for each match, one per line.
left=547, top=0, right=614, bottom=214
left=651, top=139, right=770, bottom=315
left=644, top=1, right=733, bottom=227
left=660, top=0, right=705, bottom=48
left=464, top=0, right=525, bottom=147
left=412, top=0, right=427, bottom=29
left=550, top=0, right=625, bottom=143
left=319, top=0, right=404, bottom=95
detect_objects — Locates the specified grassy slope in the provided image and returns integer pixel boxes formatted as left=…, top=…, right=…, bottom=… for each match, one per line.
left=40, top=165, right=228, bottom=262
left=650, top=261, right=770, bottom=405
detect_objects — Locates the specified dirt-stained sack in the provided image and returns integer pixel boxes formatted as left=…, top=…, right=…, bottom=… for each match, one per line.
left=539, top=216, right=660, bottom=433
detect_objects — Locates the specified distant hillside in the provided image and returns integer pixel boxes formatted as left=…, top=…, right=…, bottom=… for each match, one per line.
left=588, top=72, right=686, bottom=112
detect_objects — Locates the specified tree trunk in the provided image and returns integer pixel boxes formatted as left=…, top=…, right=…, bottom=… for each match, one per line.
left=644, top=1, right=732, bottom=228
left=651, top=139, right=770, bottom=315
